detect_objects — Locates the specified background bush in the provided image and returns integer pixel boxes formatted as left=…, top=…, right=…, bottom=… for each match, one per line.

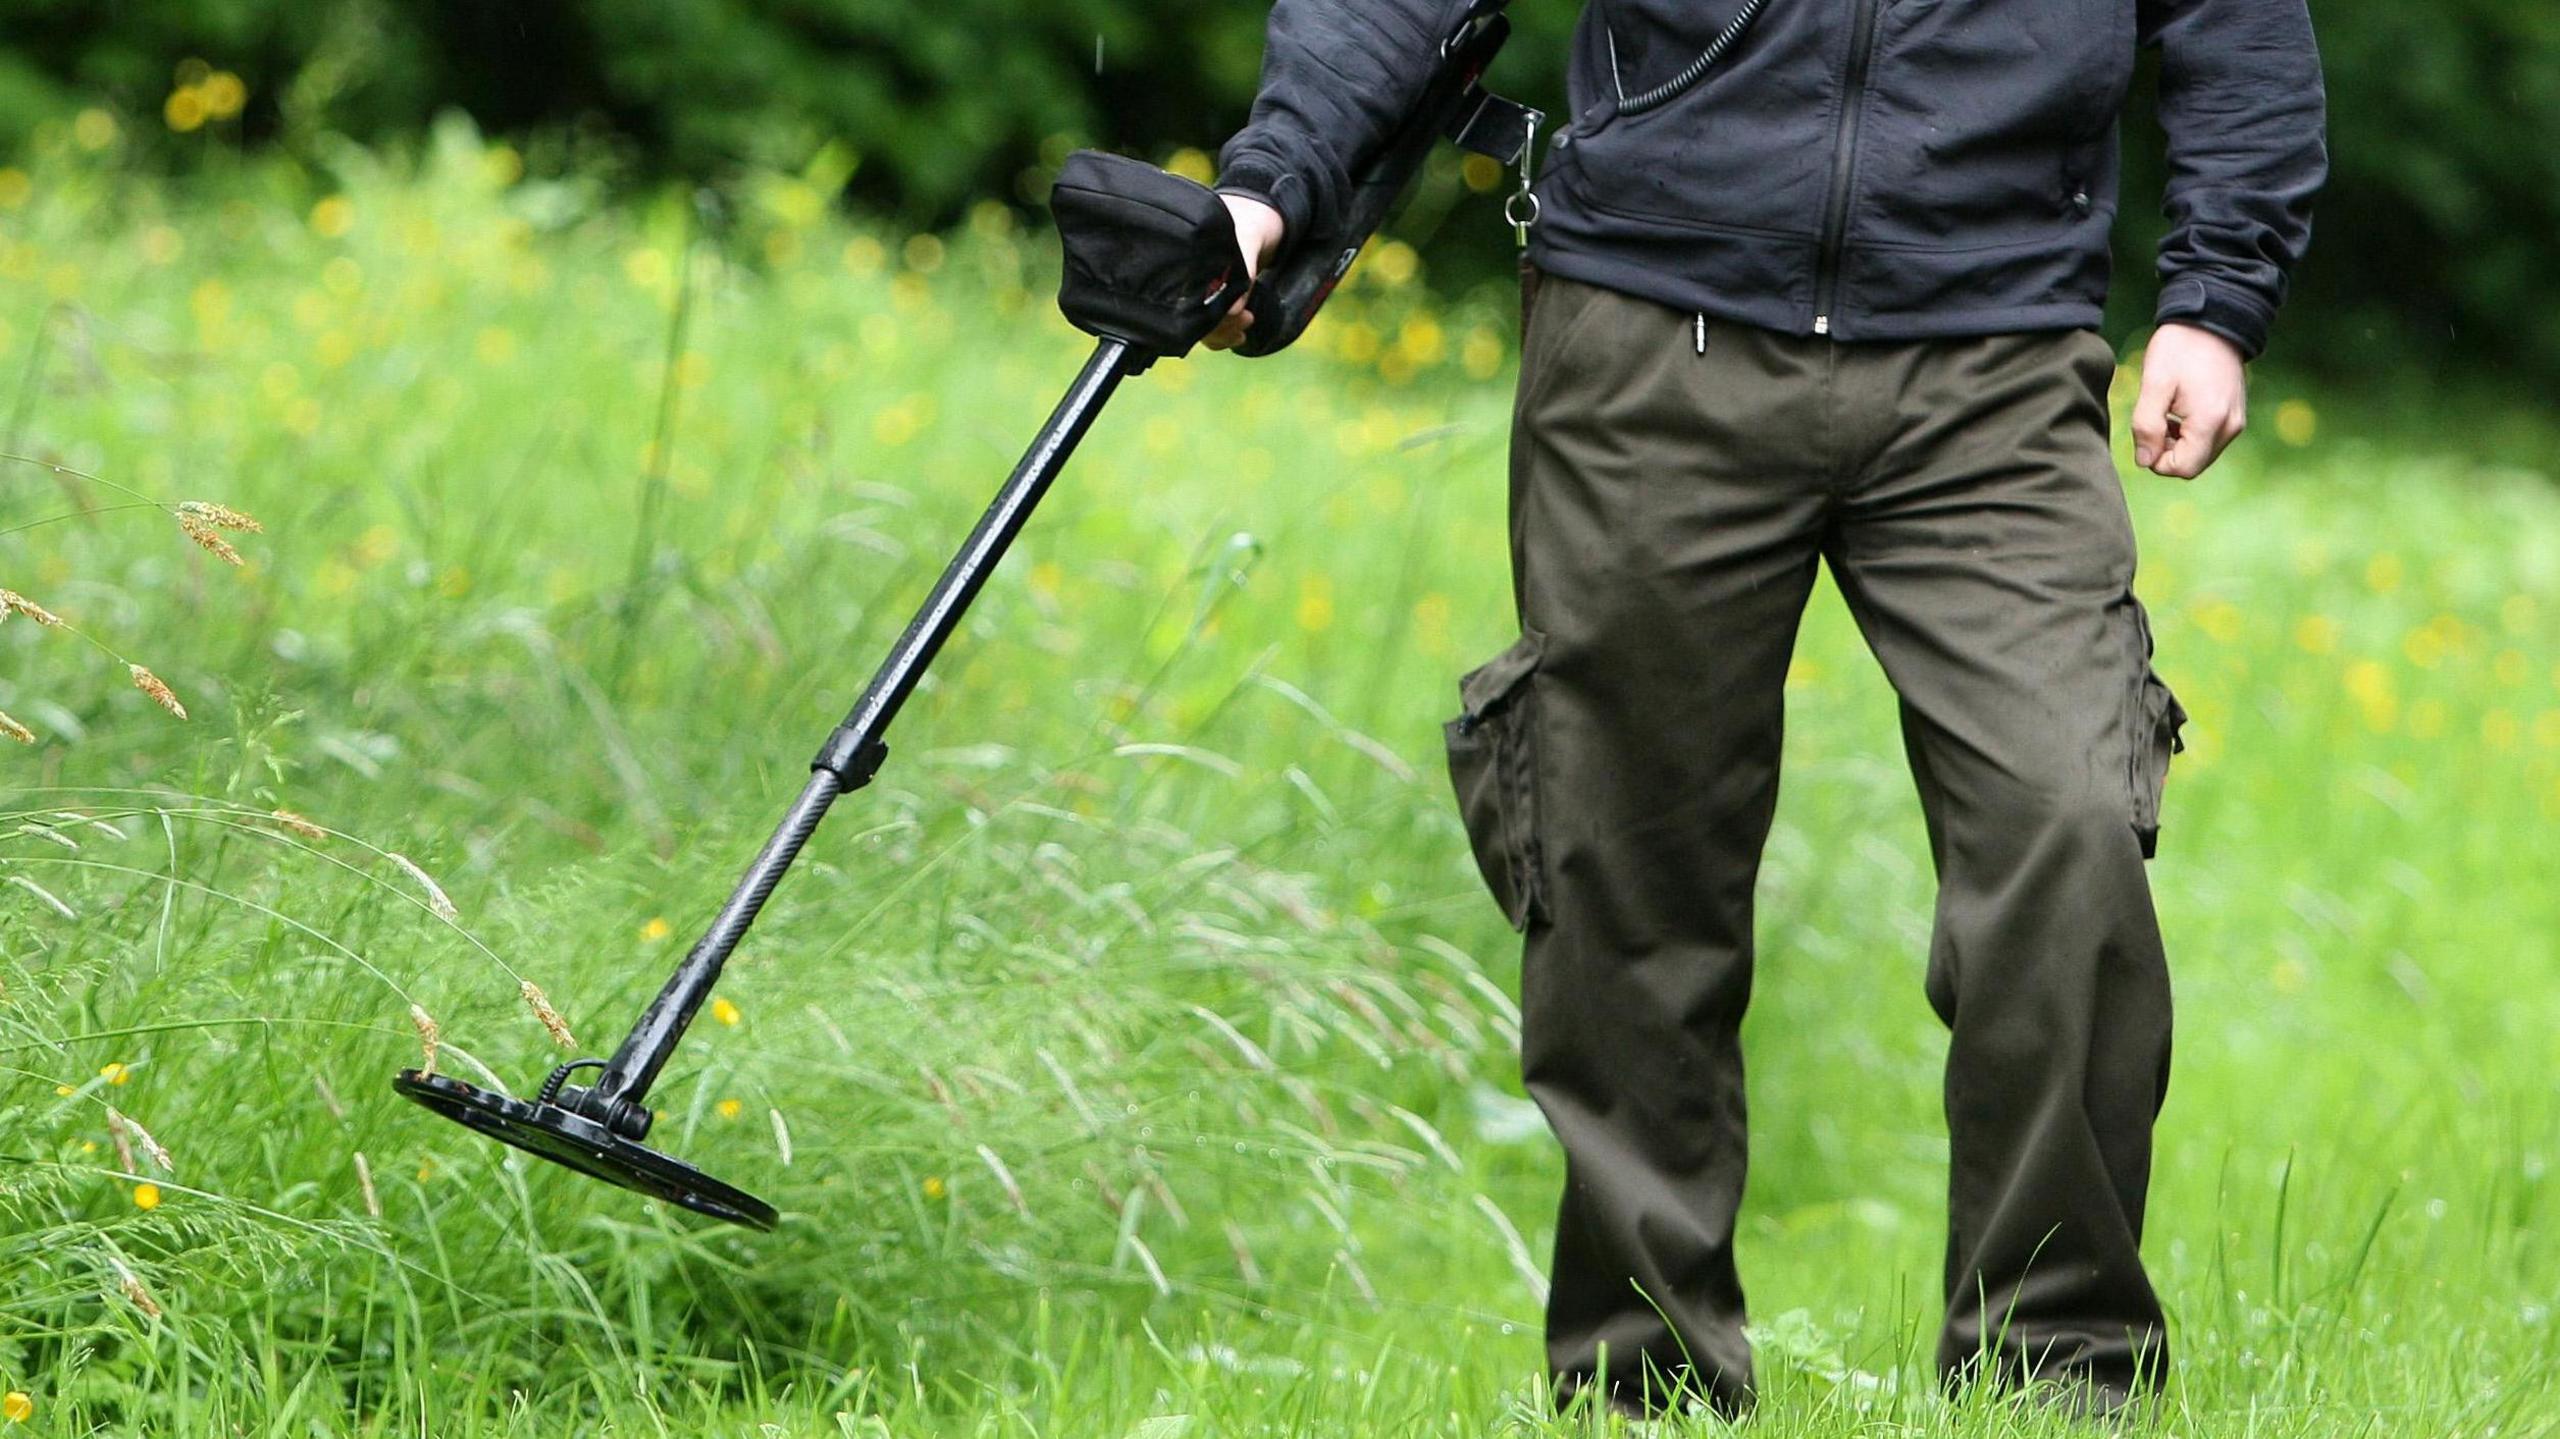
left=1, top=0, right=2552, bottom=383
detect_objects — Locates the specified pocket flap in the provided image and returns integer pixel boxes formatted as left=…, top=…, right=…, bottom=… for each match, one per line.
left=1459, top=629, right=1546, bottom=719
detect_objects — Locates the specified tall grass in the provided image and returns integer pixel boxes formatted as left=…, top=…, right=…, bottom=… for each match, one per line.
left=2, top=119, right=2557, bottom=1434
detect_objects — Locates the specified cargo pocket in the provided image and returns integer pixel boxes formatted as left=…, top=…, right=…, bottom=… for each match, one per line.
left=1444, top=630, right=1549, bottom=930
left=2126, top=604, right=2189, bottom=859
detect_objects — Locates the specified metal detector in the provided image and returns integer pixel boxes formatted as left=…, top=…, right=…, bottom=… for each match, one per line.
left=395, top=6, right=1538, bottom=1230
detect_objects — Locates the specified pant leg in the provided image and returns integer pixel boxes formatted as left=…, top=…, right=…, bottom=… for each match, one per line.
left=1822, top=328, right=2179, bottom=1392
left=1481, top=277, right=1829, bottom=1416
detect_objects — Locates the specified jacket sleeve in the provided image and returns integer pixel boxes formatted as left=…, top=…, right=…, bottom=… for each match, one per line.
left=1215, top=0, right=1461, bottom=243
left=2139, top=0, right=2329, bottom=359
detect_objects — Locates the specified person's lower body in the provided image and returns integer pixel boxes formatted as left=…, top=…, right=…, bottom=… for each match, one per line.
left=1443, top=273, right=2185, bottom=1419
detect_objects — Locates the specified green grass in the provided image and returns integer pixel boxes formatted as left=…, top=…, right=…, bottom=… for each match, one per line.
left=3, top=128, right=2558, bottom=1436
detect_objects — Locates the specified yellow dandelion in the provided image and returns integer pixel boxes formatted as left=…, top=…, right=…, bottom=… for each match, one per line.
left=711, top=997, right=742, bottom=1027
left=164, top=88, right=208, bottom=133
left=922, top=1175, right=947, bottom=1200
left=133, top=1182, right=162, bottom=1211
left=2364, top=552, right=2404, bottom=595
left=1461, top=153, right=1504, bottom=192
left=716, top=1098, right=743, bottom=1119
left=129, top=665, right=187, bottom=720
left=1367, top=239, right=1420, bottom=287
left=0, top=710, right=33, bottom=745
left=640, top=915, right=673, bottom=942
left=101, top=1062, right=129, bottom=1086
left=2273, top=398, right=2317, bottom=447
left=309, top=195, right=355, bottom=239
left=200, top=71, right=247, bottom=120
left=2293, top=615, right=2340, bottom=655
left=1163, top=147, right=1215, bottom=184
left=54, top=1084, right=74, bottom=1097
left=842, top=235, right=887, bottom=276
left=3, top=1391, right=30, bottom=1423
left=1295, top=575, right=1336, bottom=634
left=2484, top=709, right=2521, bottom=751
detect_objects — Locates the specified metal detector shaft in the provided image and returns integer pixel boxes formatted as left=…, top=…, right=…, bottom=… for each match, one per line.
left=577, top=338, right=1136, bottom=1135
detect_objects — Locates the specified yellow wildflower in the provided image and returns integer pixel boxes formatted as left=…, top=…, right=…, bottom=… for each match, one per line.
left=310, top=196, right=355, bottom=239
left=133, top=1183, right=162, bottom=1211
left=165, top=88, right=207, bottom=133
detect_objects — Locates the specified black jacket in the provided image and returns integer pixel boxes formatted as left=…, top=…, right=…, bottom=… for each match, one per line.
left=1216, top=0, right=2327, bottom=356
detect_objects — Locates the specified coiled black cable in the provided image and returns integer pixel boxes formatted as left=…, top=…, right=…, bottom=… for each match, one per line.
left=1615, top=0, right=1773, bottom=117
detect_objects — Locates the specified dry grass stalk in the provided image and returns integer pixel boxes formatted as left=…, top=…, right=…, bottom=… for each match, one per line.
left=0, top=710, right=33, bottom=745
left=353, top=1151, right=382, bottom=1219
left=519, top=980, right=576, bottom=1049
left=1, top=589, right=64, bottom=626
left=270, top=809, right=328, bottom=841
left=105, top=1109, right=138, bottom=1172
left=110, top=1258, right=162, bottom=1319
left=128, top=665, right=186, bottom=720
left=387, top=853, right=457, bottom=920
left=108, top=1107, right=173, bottom=1173
left=409, top=1004, right=441, bottom=1077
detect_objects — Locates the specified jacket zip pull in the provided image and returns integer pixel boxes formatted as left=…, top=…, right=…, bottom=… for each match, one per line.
left=1694, top=314, right=1709, bottom=355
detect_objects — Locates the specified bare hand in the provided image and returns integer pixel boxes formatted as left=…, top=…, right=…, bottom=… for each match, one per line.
left=2131, top=324, right=2249, bottom=479
left=1203, top=194, right=1286, bottom=353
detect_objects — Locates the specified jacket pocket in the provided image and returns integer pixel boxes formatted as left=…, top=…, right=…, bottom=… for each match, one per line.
left=1444, top=630, right=1549, bottom=930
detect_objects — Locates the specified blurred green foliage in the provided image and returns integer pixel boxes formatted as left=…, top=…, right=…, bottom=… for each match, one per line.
left=1, top=0, right=2554, bottom=385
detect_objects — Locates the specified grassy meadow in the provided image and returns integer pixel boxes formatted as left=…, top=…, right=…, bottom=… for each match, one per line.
left=3, top=122, right=2559, bottom=1435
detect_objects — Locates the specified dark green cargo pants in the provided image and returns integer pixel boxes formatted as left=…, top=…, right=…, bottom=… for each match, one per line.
left=1446, top=273, right=2187, bottom=1416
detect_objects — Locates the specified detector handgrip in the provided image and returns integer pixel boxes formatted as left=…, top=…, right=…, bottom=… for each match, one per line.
left=1053, top=151, right=1254, bottom=363
left=1236, top=10, right=1521, bottom=358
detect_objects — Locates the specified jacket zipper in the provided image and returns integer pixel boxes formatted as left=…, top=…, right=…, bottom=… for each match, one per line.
left=1813, top=0, right=1885, bottom=338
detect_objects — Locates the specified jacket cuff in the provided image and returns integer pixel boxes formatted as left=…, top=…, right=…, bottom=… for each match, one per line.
left=1212, top=151, right=1311, bottom=245
left=2155, top=276, right=2277, bottom=361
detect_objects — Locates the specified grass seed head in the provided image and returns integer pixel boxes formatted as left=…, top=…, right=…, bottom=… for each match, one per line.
left=108, top=1107, right=173, bottom=1173
left=409, top=1003, right=440, bottom=1077
left=270, top=809, right=329, bottom=841
left=387, top=852, right=457, bottom=920
left=176, top=511, right=246, bottom=565
left=111, top=1257, right=162, bottom=1319
left=176, top=499, right=264, bottom=533
left=520, top=980, right=576, bottom=1049
left=1, top=588, right=64, bottom=626
left=128, top=665, right=187, bottom=720
left=0, top=709, right=33, bottom=744
left=353, top=1151, right=382, bottom=1219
